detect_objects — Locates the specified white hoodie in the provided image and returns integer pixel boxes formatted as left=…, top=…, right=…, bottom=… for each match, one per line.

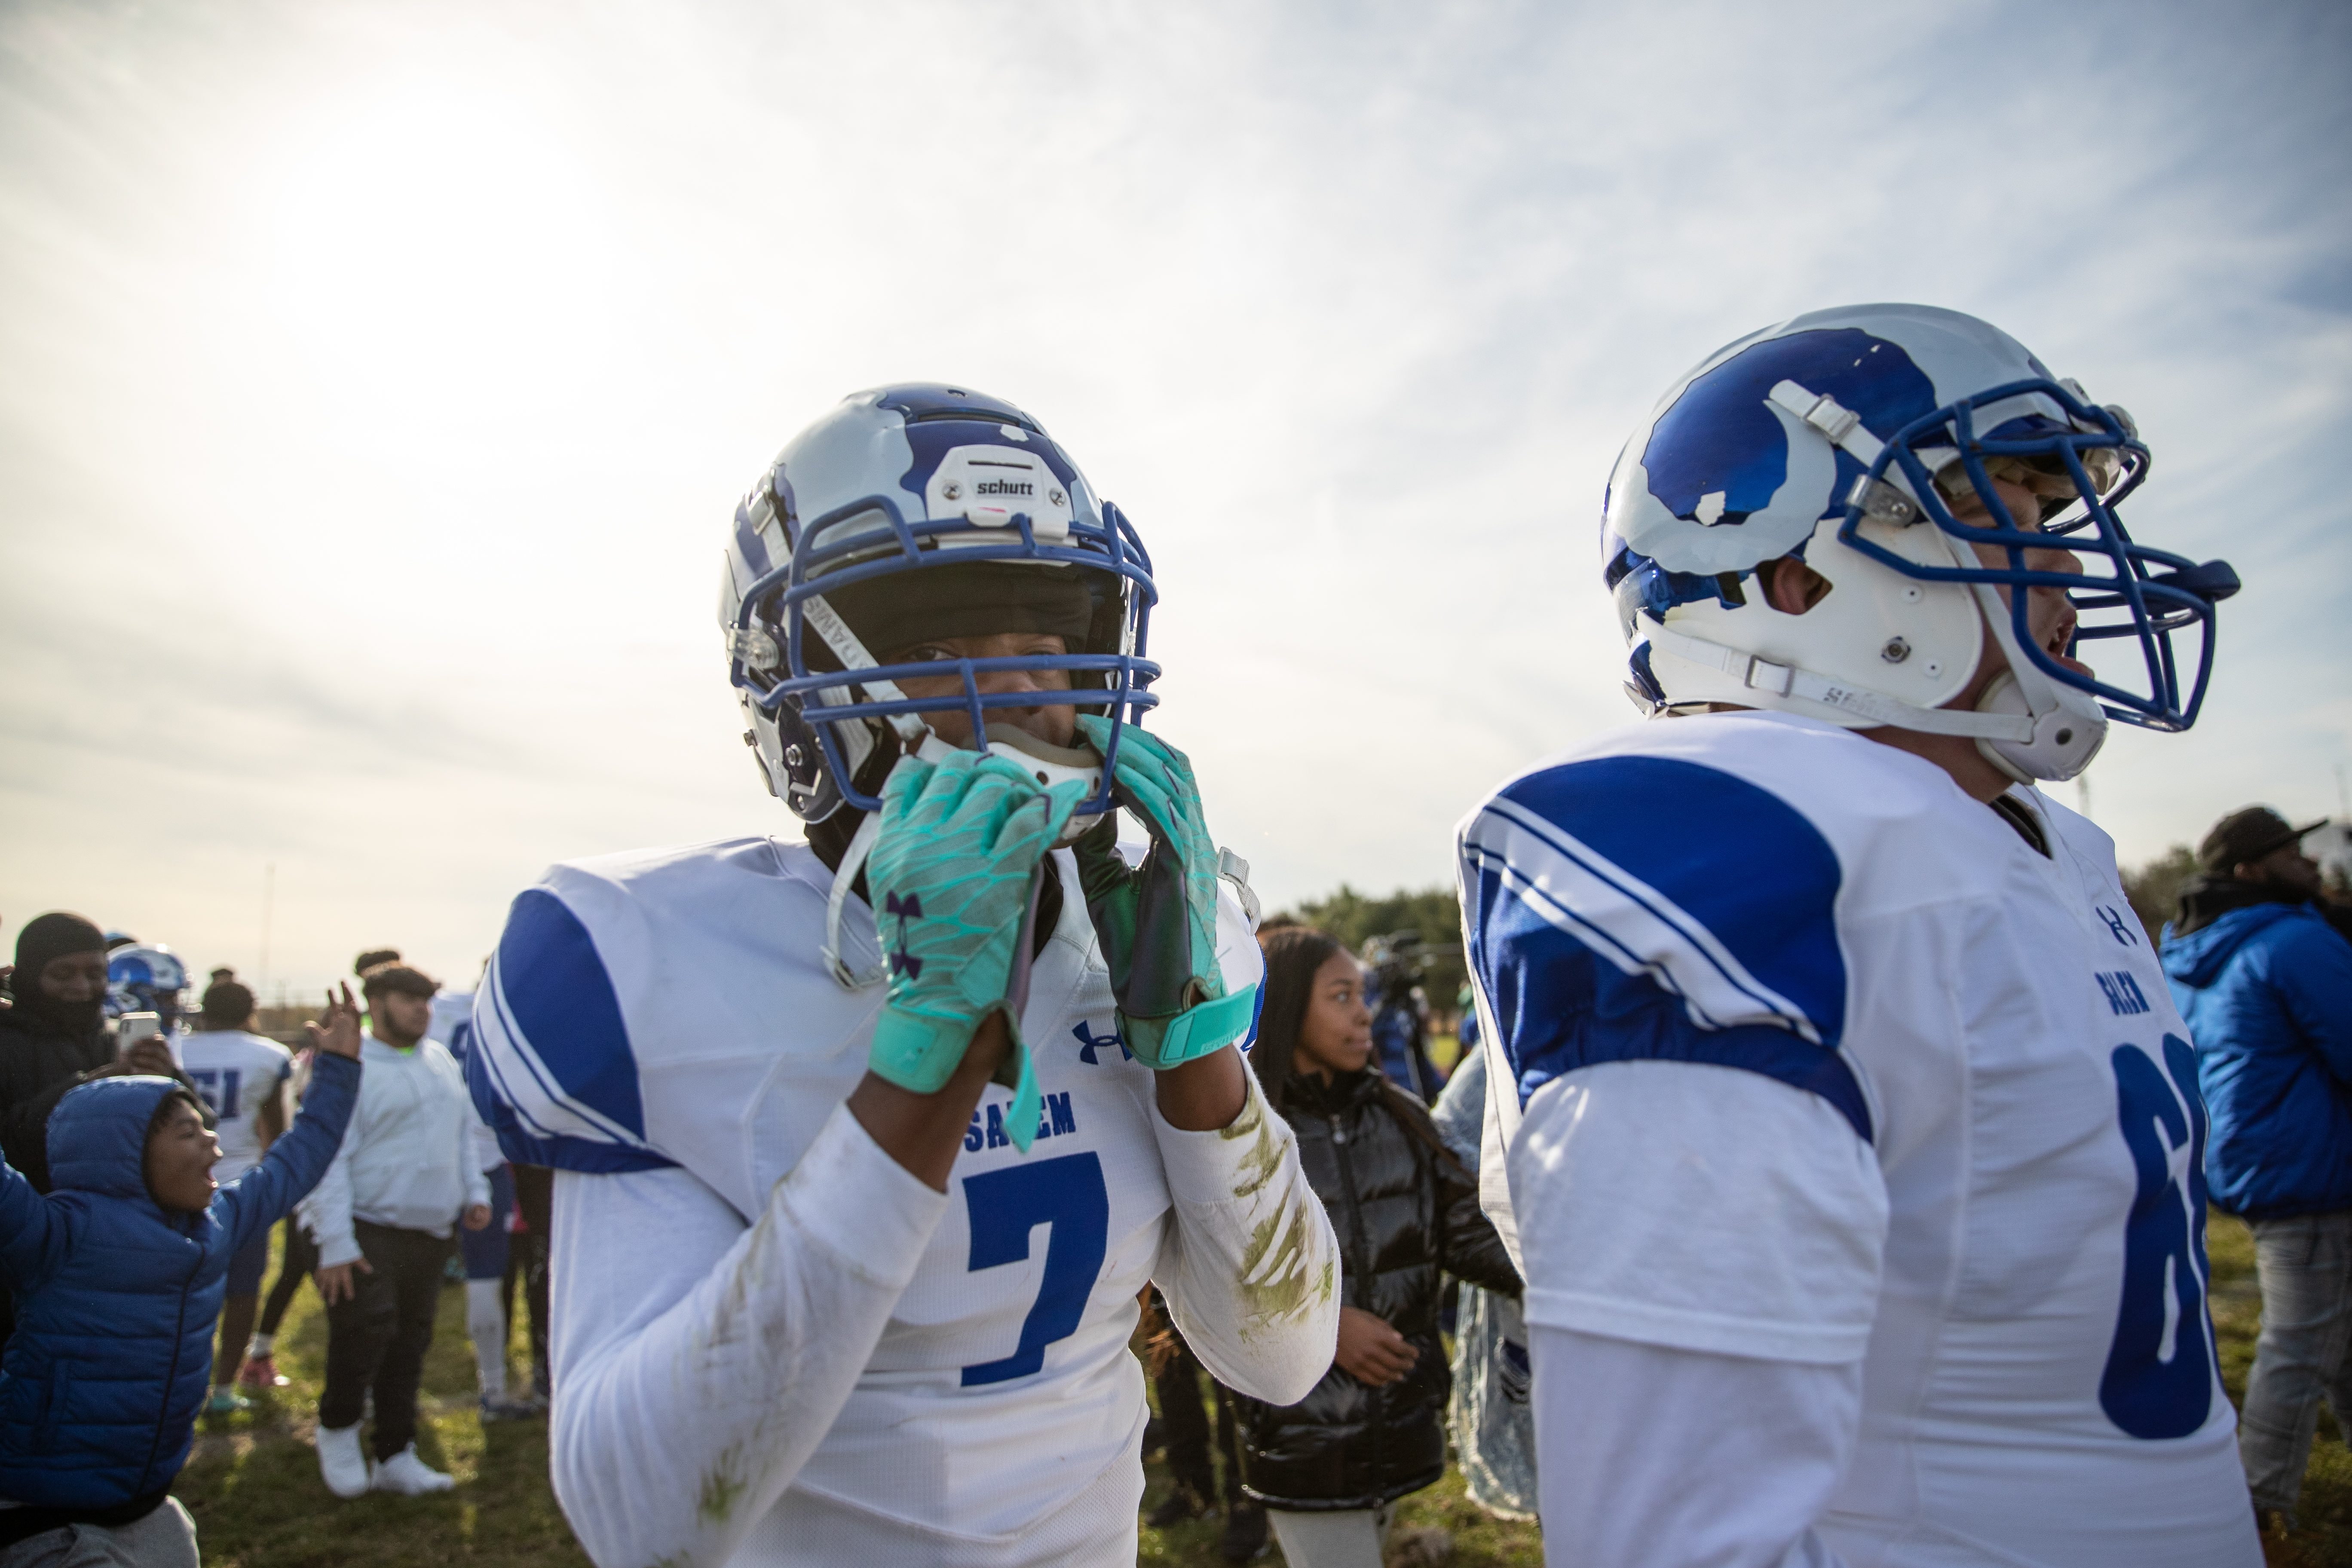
left=299, top=1034, right=492, bottom=1268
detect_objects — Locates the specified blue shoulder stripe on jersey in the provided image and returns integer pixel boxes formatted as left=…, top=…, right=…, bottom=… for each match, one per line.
left=1464, top=849, right=1871, bottom=1139
left=1463, top=755, right=1866, bottom=1142
left=1495, top=755, right=1847, bottom=1048
left=496, top=888, right=653, bottom=1140
left=463, top=1036, right=676, bottom=1175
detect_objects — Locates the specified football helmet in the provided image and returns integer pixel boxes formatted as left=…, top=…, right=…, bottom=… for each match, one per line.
left=107, top=943, right=190, bottom=1024
left=720, top=384, right=1160, bottom=982
left=1603, top=304, right=2237, bottom=782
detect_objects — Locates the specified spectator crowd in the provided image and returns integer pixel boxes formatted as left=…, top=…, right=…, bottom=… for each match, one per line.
left=0, top=930, right=547, bottom=1565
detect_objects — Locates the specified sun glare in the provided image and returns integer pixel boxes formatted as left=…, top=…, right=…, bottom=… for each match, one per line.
left=256, top=80, right=614, bottom=444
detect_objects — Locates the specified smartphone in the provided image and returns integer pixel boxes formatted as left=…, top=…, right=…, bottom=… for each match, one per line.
left=116, top=1012, right=162, bottom=1058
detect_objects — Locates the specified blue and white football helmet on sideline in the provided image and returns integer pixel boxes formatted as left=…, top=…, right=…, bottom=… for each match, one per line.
left=1604, top=304, right=2238, bottom=782
left=106, top=943, right=190, bottom=1025
left=720, top=384, right=1161, bottom=981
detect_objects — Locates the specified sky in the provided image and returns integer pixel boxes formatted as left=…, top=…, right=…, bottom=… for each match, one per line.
left=1, top=0, right=2347, bottom=1003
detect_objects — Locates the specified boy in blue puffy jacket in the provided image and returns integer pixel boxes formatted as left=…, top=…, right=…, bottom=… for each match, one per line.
left=0, top=986, right=364, bottom=1565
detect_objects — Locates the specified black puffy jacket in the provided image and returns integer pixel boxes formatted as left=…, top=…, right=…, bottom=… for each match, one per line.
left=1238, top=1068, right=1521, bottom=1510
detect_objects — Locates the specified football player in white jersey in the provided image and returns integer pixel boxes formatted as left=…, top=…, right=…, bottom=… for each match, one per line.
left=1457, top=305, right=2260, bottom=1566
left=468, top=384, right=1339, bottom=1568
left=180, top=976, right=295, bottom=1411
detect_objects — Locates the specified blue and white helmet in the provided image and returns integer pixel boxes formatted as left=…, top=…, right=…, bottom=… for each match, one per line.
left=720, top=383, right=1158, bottom=824
left=107, top=943, right=190, bottom=1024
left=1604, top=304, right=2237, bottom=782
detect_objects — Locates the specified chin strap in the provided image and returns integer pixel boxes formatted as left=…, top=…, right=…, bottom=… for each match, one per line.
left=822, top=811, right=887, bottom=990
left=1644, top=622, right=2036, bottom=741
left=802, top=592, right=932, bottom=748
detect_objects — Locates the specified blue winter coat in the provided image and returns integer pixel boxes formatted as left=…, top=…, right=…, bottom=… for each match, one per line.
left=0, top=1052, right=358, bottom=1509
left=2162, top=903, right=2352, bottom=1220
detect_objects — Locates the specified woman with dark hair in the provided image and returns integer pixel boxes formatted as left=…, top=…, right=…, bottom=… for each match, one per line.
left=1235, top=928, right=1522, bottom=1566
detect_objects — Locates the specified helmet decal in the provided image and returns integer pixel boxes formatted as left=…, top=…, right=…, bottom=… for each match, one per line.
left=1644, top=328, right=1938, bottom=532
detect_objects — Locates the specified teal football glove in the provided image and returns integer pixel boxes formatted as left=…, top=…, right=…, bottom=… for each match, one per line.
left=866, top=748, right=1086, bottom=1152
left=1070, top=717, right=1258, bottom=1070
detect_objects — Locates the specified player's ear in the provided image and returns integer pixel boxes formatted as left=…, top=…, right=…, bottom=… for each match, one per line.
left=1758, top=557, right=1832, bottom=616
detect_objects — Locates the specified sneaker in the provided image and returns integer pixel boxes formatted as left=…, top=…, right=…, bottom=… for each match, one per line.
left=479, top=1396, right=541, bottom=1423
left=236, top=1354, right=287, bottom=1390
left=204, top=1387, right=252, bottom=1415
left=371, top=1443, right=457, bottom=1495
left=1219, top=1500, right=1269, bottom=1562
left=1145, top=1479, right=1212, bottom=1528
left=315, top=1422, right=370, bottom=1499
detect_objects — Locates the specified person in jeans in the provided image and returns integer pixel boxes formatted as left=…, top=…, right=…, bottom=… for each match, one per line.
left=300, top=962, right=490, bottom=1499
left=1428, top=1044, right=1538, bottom=1522
left=2163, top=805, right=2352, bottom=1525
left=178, top=979, right=294, bottom=1413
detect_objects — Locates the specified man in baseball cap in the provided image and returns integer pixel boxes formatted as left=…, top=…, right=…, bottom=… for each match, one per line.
left=2162, top=808, right=2352, bottom=1526
left=2197, top=807, right=2331, bottom=886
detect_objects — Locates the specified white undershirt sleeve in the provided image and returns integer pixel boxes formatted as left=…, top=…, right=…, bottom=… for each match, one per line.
left=1531, top=1324, right=1857, bottom=1568
left=547, top=1101, right=949, bottom=1568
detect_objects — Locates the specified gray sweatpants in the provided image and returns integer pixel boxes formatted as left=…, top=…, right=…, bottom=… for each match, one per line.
left=0, top=1498, right=200, bottom=1568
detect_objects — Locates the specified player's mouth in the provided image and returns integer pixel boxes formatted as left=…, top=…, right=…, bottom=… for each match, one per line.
left=2038, top=599, right=2092, bottom=678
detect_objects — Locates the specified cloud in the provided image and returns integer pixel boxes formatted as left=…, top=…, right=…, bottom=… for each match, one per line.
left=1, top=0, right=2346, bottom=993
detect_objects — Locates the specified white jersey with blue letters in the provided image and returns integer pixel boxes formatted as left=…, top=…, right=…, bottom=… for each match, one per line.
left=179, top=1028, right=293, bottom=1182
left=1458, top=711, right=2258, bottom=1568
left=469, top=831, right=1337, bottom=1568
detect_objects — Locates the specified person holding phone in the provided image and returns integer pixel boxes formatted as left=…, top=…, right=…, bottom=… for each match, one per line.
left=1, top=914, right=188, bottom=1196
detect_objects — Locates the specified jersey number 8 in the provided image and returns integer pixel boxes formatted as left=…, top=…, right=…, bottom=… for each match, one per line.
left=2101, top=1035, right=2217, bottom=1441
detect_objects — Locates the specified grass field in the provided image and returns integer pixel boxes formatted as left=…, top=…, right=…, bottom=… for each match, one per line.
left=174, top=1215, right=2352, bottom=1567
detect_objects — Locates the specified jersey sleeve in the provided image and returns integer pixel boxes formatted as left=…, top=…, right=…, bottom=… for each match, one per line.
left=1148, top=891, right=1341, bottom=1406
left=1457, top=754, right=1887, bottom=1364
left=1149, top=1068, right=1340, bottom=1407
left=545, top=1102, right=949, bottom=1568
left=466, top=884, right=682, bottom=1175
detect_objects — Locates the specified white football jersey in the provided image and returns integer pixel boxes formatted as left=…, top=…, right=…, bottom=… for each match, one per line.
left=427, top=988, right=501, bottom=1174
left=179, top=1028, right=293, bottom=1181
left=1459, top=711, right=2258, bottom=1567
left=429, top=991, right=476, bottom=1062
left=469, top=831, right=1336, bottom=1567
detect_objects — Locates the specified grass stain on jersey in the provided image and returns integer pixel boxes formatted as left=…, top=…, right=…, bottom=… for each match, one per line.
left=698, top=1445, right=748, bottom=1526
left=1227, top=1096, right=1285, bottom=1202
left=1218, top=1086, right=1266, bottom=1143
left=1235, top=1207, right=1323, bottom=1338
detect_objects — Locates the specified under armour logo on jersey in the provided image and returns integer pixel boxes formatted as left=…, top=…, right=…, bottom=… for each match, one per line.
left=2096, top=905, right=2141, bottom=948
left=1072, top=1020, right=1130, bottom=1064
left=884, top=892, right=923, bottom=979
